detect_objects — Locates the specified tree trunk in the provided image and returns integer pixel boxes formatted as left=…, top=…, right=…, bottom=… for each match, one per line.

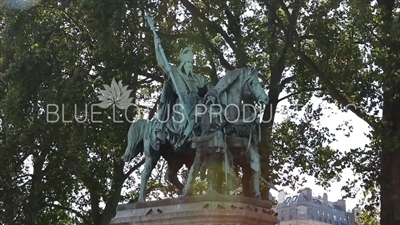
left=375, top=0, right=400, bottom=223
left=380, top=146, right=400, bottom=224
left=380, top=98, right=400, bottom=224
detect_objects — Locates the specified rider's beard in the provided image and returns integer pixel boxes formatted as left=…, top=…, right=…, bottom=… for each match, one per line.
left=181, top=64, right=193, bottom=76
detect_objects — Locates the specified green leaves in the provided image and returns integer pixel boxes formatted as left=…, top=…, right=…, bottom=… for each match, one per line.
left=2, top=0, right=398, bottom=223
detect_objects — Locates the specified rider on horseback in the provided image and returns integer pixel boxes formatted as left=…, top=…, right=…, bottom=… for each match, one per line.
left=147, top=17, right=213, bottom=151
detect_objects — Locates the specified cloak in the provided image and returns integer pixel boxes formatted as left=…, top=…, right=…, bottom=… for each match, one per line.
left=155, top=65, right=209, bottom=150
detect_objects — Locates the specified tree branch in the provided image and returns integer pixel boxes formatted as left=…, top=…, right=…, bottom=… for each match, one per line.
left=261, top=0, right=288, bottom=33
left=277, top=88, right=324, bottom=103
left=201, top=31, right=218, bottom=84
left=124, top=158, right=145, bottom=179
left=279, top=75, right=295, bottom=92
left=298, top=35, right=367, bottom=45
left=141, top=72, right=163, bottom=83
left=136, top=104, right=151, bottom=110
left=148, top=97, right=160, bottom=120
left=89, top=189, right=100, bottom=222
left=263, top=0, right=377, bottom=129
left=291, top=46, right=376, bottom=127
left=140, top=26, right=235, bottom=70
left=223, top=6, right=248, bottom=67
left=45, top=203, right=89, bottom=224
left=198, top=35, right=235, bottom=71
left=180, top=0, right=245, bottom=65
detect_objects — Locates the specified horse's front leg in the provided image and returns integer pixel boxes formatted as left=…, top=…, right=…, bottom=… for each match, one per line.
left=249, top=145, right=261, bottom=199
left=205, top=155, right=220, bottom=195
left=180, top=148, right=203, bottom=197
left=166, top=161, right=186, bottom=194
left=139, top=142, right=160, bottom=203
left=206, top=168, right=219, bottom=195
left=241, top=164, right=252, bottom=197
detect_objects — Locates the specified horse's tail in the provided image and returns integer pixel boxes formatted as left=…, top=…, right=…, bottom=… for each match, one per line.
left=121, top=119, right=148, bottom=162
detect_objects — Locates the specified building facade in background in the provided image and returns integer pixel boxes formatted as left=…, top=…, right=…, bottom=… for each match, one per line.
left=275, top=188, right=359, bottom=225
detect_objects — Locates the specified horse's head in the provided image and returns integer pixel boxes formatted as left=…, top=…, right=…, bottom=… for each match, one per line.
left=242, top=66, right=269, bottom=106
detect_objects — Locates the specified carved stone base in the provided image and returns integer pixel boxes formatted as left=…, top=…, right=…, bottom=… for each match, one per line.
left=110, top=194, right=279, bottom=225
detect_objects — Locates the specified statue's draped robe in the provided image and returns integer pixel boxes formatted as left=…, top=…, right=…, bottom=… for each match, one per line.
left=202, top=104, right=238, bottom=191
left=155, top=65, right=209, bottom=150
left=214, top=68, right=262, bottom=173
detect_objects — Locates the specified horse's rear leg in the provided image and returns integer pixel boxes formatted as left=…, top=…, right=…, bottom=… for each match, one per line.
left=206, top=167, right=219, bottom=195
left=167, top=163, right=185, bottom=194
left=139, top=142, right=160, bottom=203
left=249, top=146, right=261, bottom=199
left=252, top=170, right=261, bottom=199
left=180, top=149, right=203, bottom=197
left=242, top=164, right=252, bottom=197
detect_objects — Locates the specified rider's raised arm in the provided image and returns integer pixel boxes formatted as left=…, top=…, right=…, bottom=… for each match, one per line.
left=146, top=16, right=170, bottom=77
left=154, top=36, right=169, bottom=75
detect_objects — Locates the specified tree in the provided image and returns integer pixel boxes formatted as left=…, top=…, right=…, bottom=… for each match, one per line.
left=1, top=0, right=371, bottom=224
left=0, top=1, right=165, bottom=224
left=164, top=0, right=345, bottom=198
left=257, top=0, right=399, bottom=223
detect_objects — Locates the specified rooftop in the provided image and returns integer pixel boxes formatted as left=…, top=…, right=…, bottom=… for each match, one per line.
left=277, top=194, right=346, bottom=212
left=275, top=188, right=352, bottom=225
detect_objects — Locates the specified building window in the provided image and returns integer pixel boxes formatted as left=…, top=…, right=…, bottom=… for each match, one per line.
left=297, top=207, right=306, bottom=218
left=281, top=210, right=286, bottom=221
left=317, top=210, right=320, bottom=219
left=284, top=197, right=291, bottom=203
left=289, top=209, right=294, bottom=219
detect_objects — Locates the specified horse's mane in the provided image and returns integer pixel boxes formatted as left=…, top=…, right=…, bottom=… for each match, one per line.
left=215, top=68, right=245, bottom=94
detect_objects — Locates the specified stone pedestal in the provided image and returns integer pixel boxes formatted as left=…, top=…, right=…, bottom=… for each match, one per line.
left=110, top=194, right=279, bottom=225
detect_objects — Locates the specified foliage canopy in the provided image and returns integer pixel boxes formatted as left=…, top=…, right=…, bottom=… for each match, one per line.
left=1, top=0, right=399, bottom=224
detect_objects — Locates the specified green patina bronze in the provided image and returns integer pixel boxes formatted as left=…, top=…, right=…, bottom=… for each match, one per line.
left=122, top=16, right=276, bottom=203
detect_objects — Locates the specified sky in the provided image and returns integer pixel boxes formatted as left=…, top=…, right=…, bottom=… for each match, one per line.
left=270, top=92, right=372, bottom=211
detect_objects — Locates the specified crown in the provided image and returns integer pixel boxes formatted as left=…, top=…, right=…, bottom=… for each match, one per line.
left=180, top=47, right=194, bottom=62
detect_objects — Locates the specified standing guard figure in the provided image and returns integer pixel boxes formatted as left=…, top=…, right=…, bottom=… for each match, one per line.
left=181, top=87, right=238, bottom=196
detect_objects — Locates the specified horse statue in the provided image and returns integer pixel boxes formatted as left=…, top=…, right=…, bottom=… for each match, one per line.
left=122, top=66, right=269, bottom=201
left=182, top=67, right=268, bottom=199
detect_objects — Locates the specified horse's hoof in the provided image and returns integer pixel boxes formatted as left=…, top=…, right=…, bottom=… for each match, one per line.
left=254, top=193, right=261, bottom=200
left=206, top=189, right=220, bottom=195
left=138, top=196, right=146, bottom=203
